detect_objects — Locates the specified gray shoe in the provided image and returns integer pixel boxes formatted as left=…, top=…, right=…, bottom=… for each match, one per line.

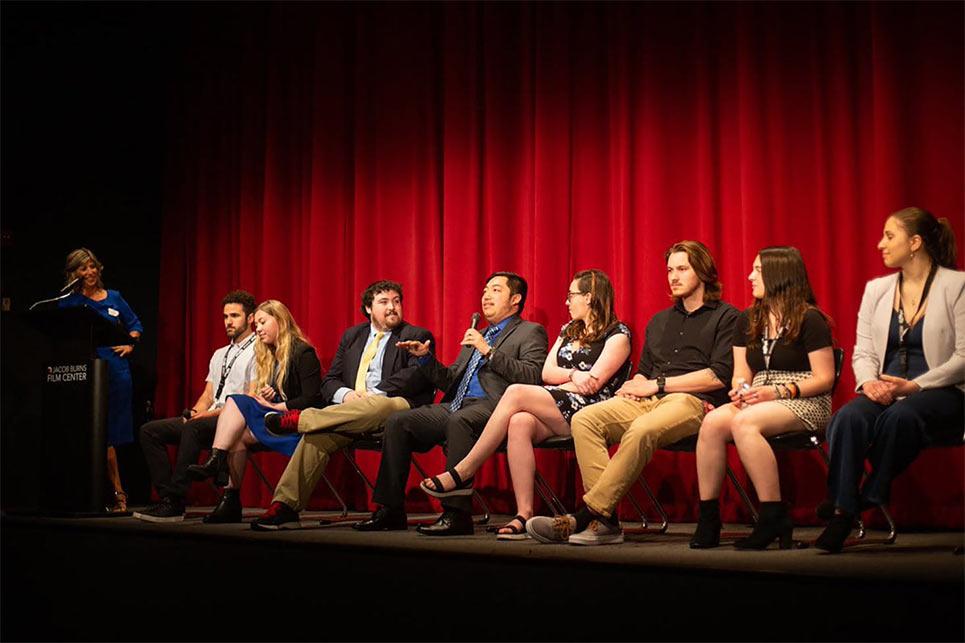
left=568, top=518, right=624, bottom=546
left=525, top=514, right=576, bottom=544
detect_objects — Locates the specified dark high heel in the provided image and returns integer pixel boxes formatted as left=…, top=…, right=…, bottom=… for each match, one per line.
left=689, top=499, right=722, bottom=549
left=734, top=501, right=793, bottom=550
left=203, top=489, right=242, bottom=524
left=186, top=448, right=229, bottom=486
left=814, top=511, right=855, bottom=553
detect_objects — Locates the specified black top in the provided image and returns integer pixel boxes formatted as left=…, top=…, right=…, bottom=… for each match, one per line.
left=734, top=308, right=833, bottom=373
left=280, top=339, right=325, bottom=411
left=883, top=310, right=928, bottom=379
left=638, top=300, right=739, bottom=407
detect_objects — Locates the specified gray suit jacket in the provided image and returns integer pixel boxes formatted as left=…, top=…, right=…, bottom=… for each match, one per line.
left=853, top=266, right=965, bottom=393
left=420, top=315, right=548, bottom=403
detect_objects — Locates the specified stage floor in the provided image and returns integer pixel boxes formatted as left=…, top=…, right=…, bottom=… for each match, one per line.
left=3, top=508, right=963, bottom=641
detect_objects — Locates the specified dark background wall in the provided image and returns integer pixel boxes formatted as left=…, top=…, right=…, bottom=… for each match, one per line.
left=2, top=2, right=174, bottom=504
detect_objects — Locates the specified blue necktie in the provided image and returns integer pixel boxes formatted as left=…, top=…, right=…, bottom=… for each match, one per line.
left=450, top=326, right=499, bottom=412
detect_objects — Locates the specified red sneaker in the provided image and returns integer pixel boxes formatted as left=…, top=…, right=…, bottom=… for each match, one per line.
left=264, top=409, right=301, bottom=436
left=250, top=501, right=300, bottom=531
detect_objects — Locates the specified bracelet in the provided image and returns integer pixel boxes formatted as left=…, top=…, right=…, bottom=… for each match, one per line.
left=588, top=372, right=600, bottom=381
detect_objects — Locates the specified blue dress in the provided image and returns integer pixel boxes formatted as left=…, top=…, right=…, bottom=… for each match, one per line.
left=227, top=394, right=300, bottom=456
left=59, top=290, right=144, bottom=446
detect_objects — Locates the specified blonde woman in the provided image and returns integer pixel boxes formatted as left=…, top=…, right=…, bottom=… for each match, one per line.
left=59, top=248, right=143, bottom=512
left=187, top=299, right=324, bottom=522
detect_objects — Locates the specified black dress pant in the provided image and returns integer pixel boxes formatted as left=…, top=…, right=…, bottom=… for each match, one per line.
left=825, top=387, right=964, bottom=514
left=373, top=398, right=496, bottom=513
left=138, top=415, right=217, bottom=501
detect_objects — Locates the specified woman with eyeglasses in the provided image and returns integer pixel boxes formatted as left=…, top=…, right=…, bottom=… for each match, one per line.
left=419, top=269, right=632, bottom=539
left=816, top=207, right=963, bottom=553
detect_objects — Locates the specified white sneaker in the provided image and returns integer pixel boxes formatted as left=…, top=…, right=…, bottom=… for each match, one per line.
left=567, top=519, right=624, bottom=546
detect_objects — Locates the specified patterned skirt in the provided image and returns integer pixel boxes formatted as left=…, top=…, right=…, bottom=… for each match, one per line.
left=751, top=369, right=831, bottom=432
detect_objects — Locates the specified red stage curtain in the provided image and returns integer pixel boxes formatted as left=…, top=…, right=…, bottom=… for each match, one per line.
left=158, top=2, right=963, bottom=527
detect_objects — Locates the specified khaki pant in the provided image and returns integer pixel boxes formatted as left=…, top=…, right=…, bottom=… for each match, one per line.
left=273, top=396, right=410, bottom=511
left=570, top=393, right=705, bottom=517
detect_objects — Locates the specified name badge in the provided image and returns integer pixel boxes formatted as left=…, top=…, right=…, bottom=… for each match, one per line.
left=107, top=307, right=120, bottom=317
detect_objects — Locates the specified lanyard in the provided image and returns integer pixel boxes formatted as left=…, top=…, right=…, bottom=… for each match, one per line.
left=896, top=263, right=937, bottom=377
left=216, top=334, right=256, bottom=399
left=760, top=325, right=785, bottom=384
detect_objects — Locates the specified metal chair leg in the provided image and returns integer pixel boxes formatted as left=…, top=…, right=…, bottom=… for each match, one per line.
left=318, top=472, right=348, bottom=517
left=534, top=470, right=568, bottom=516
left=634, top=476, right=668, bottom=533
left=341, top=449, right=375, bottom=491
left=248, top=457, right=274, bottom=494
left=726, top=464, right=759, bottom=524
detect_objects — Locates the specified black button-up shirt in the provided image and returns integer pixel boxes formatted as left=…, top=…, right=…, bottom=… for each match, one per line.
left=637, top=299, right=739, bottom=407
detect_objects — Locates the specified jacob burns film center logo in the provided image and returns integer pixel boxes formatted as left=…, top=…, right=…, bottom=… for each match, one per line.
left=47, top=364, right=87, bottom=383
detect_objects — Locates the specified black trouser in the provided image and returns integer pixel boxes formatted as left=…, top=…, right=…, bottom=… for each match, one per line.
left=373, top=398, right=496, bottom=513
left=138, top=415, right=218, bottom=502
left=825, top=387, right=964, bottom=514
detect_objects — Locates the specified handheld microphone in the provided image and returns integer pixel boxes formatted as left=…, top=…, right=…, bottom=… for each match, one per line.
left=470, top=312, right=481, bottom=329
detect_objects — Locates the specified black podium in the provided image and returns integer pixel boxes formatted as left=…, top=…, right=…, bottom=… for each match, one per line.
left=2, top=306, right=135, bottom=516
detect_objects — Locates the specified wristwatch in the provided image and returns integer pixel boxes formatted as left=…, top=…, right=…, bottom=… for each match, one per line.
left=656, top=376, right=666, bottom=395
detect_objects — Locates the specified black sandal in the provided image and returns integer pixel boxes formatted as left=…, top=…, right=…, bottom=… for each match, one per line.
left=419, top=467, right=475, bottom=498
left=496, top=515, right=530, bottom=540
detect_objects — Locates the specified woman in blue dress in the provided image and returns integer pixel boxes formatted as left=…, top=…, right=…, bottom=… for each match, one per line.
left=59, top=248, right=143, bottom=512
left=187, top=299, right=324, bottom=522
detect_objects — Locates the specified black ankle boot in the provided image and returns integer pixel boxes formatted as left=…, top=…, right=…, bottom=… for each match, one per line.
left=814, top=511, right=855, bottom=553
left=734, top=501, right=793, bottom=550
left=203, top=489, right=242, bottom=524
left=186, top=448, right=229, bottom=486
left=690, top=499, right=722, bottom=549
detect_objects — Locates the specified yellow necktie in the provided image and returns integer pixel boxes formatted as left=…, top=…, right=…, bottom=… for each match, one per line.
left=355, top=331, right=384, bottom=393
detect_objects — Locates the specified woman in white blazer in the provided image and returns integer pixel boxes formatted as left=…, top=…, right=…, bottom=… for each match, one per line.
left=816, top=207, right=964, bottom=552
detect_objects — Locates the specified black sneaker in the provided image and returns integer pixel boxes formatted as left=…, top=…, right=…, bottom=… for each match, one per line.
left=133, top=498, right=186, bottom=523
left=250, top=501, right=301, bottom=531
left=203, top=490, right=242, bottom=524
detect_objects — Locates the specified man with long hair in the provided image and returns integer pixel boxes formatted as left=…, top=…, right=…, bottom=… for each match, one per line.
left=527, top=241, right=739, bottom=545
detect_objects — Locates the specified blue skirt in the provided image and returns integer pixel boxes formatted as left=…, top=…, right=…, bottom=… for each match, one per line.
left=228, top=394, right=301, bottom=457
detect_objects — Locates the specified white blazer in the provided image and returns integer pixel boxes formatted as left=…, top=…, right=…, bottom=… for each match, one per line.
left=852, top=266, right=965, bottom=394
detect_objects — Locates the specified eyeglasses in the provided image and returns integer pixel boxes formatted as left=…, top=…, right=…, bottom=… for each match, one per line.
left=566, top=291, right=587, bottom=302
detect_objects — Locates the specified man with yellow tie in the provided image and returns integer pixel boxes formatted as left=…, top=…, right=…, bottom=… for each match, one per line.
left=250, top=280, right=435, bottom=530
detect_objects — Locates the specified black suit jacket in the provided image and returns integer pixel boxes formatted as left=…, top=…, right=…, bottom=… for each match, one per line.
left=280, top=339, right=326, bottom=411
left=320, top=320, right=436, bottom=408
left=421, top=315, right=548, bottom=403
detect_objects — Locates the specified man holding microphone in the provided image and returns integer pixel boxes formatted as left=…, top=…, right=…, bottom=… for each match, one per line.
left=354, top=272, right=548, bottom=536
